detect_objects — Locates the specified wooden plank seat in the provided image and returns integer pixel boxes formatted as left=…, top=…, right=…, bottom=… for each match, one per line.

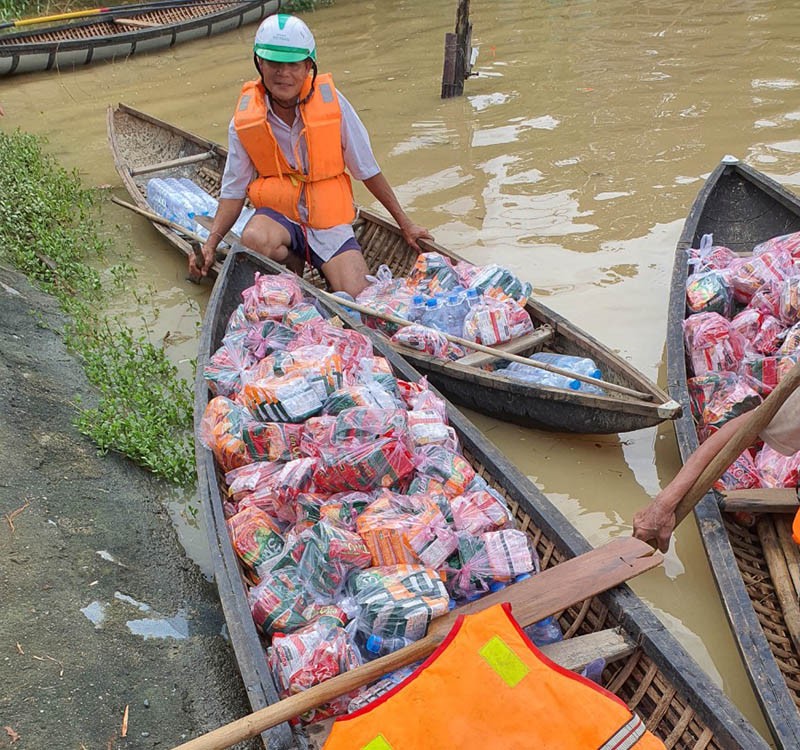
left=130, top=150, right=217, bottom=177
left=455, top=324, right=554, bottom=368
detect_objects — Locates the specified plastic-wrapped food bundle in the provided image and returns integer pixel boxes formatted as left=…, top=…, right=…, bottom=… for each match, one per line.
left=687, top=371, right=762, bottom=428
left=413, top=444, right=475, bottom=497
left=748, top=281, right=783, bottom=319
left=289, top=320, right=374, bottom=377
left=242, top=421, right=304, bottom=463
left=462, top=296, right=533, bottom=345
left=499, top=354, right=605, bottom=394
left=295, top=491, right=372, bottom=530
left=685, top=270, right=734, bottom=317
left=407, top=252, right=460, bottom=297
left=778, top=277, right=800, bottom=325
left=249, top=567, right=319, bottom=636
left=755, top=444, right=800, bottom=488
left=243, top=319, right=296, bottom=359
left=398, top=379, right=449, bottom=421
left=227, top=506, right=284, bottom=571
left=687, top=234, right=736, bottom=272
left=683, top=312, right=747, bottom=376
left=355, top=493, right=420, bottom=566
left=226, top=461, right=284, bottom=505
left=296, top=521, right=372, bottom=598
left=283, top=303, right=325, bottom=329
left=268, top=615, right=362, bottom=723
left=449, top=489, right=514, bottom=534
left=740, top=355, right=799, bottom=393
left=314, top=437, right=415, bottom=494
left=322, top=383, right=401, bottom=414
left=357, top=265, right=409, bottom=305
left=779, top=321, right=800, bottom=356
left=237, top=457, right=318, bottom=523
left=713, top=450, right=761, bottom=492
left=203, top=331, right=259, bottom=397
left=242, top=272, right=305, bottom=322
left=727, top=249, right=793, bottom=304
left=457, top=262, right=532, bottom=303
left=391, top=323, right=465, bottom=360
left=331, top=407, right=409, bottom=446
left=730, top=309, right=783, bottom=356
left=199, top=396, right=269, bottom=471
left=256, top=345, right=345, bottom=392
left=407, top=409, right=457, bottom=450
left=241, top=373, right=324, bottom=423
left=404, top=505, right=458, bottom=569
left=347, top=565, right=451, bottom=640
left=224, top=303, right=251, bottom=337
left=753, top=230, right=800, bottom=258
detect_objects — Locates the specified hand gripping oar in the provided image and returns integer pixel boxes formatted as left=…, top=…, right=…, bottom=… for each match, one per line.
left=171, top=537, right=661, bottom=750
left=316, top=288, right=662, bottom=403
left=672, top=359, right=800, bottom=526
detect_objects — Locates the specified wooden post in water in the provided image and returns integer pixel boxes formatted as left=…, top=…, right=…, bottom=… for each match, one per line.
left=441, top=0, right=473, bottom=98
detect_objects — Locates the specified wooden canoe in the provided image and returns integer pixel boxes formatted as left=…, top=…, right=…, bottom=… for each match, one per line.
left=108, top=102, right=680, bottom=434
left=667, top=156, right=800, bottom=749
left=0, top=0, right=280, bottom=76
left=194, top=244, right=765, bottom=749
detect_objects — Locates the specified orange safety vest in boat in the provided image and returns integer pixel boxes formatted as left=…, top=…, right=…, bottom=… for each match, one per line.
left=233, top=73, right=356, bottom=230
left=323, top=603, right=665, bottom=750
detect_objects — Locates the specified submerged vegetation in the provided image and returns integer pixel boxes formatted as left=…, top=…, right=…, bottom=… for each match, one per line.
left=0, top=130, right=195, bottom=485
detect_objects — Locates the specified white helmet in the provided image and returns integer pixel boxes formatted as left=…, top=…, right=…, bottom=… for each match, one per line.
left=254, top=14, right=316, bottom=63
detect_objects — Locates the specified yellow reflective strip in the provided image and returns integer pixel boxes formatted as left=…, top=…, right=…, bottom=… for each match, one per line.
left=479, top=636, right=530, bottom=688
left=362, top=734, right=392, bottom=750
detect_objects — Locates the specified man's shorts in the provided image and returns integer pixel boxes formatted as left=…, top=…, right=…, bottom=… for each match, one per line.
left=254, top=208, right=362, bottom=271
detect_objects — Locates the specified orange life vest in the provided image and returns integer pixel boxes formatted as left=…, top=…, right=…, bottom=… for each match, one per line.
left=233, top=73, right=356, bottom=230
left=323, top=603, right=665, bottom=750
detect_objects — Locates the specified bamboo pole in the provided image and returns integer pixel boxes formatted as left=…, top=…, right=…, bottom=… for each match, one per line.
left=316, top=287, right=658, bottom=402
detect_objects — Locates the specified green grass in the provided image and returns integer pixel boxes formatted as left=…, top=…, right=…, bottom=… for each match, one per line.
left=0, top=129, right=195, bottom=486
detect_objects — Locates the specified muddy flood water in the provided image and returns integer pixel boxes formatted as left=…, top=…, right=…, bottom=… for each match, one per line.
left=4, top=0, right=800, bottom=743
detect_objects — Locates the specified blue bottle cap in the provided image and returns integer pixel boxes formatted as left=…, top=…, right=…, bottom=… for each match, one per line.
left=412, top=295, right=425, bottom=304
left=426, top=298, right=438, bottom=308
left=465, top=591, right=483, bottom=602
left=514, top=573, right=532, bottom=582
left=448, top=598, right=457, bottom=610
left=447, top=294, right=459, bottom=304
left=365, top=634, right=382, bottom=653
left=489, top=580, right=507, bottom=593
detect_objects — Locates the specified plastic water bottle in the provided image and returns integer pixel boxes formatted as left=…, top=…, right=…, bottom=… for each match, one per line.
left=332, top=291, right=362, bottom=323
left=501, top=354, right=605, bottom=394
left=580, top=657, right=606, bottom=684
left=231, top=206, right=256, bottom=238
left=465, top=288, right=482, bottom=309
left=364, top=634, right=413, bottom=659
left=146, top=178, right=170, bottom=219
left=408, top=295, right=427, bottom=323
left=524, top=615, right=564, bottom=647
left=421, top=297, right=446, bottom=332
left=444, top=293, right=468, bottom=337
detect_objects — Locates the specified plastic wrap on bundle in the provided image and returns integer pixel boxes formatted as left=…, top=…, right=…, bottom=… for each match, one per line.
left=780, top=321, right=800, bottom=356
left=357, top=265, right=408, bottom=304
left=748, top=281, right=783, bottom=319
left=390, top=323, right=466, bottom=360
left=203, top=331, right=259, bottom=397
left=731, top=309, right=783, bottom=356
left=413, top=445, right=475, bottom=497
left=255, top=345, right=345, bottom=396
left=226, top=460, right=285, bottom=504
left=446, top=530, right=536, bottom=600
left=407, top=409, right=458, bottom=450
left=295, top=521, right=372, bottom=598
left=268, top=616, right=362, bottom=723
left=241, top=373, right=324, bottom=423
left=314, top=437, right=415, bottom=494
left=322, top=382, right=402, bottom=415
left=241, top=421, right=304, bottom=463
left=740, top=355, right=799, bottom=393
left=249, top=567, right=319, bottom=636
left=224, top=303, right=250, bottom=336
left=199, top=396, right=267, bottom=472
left=755, top=444, right=800, bottom=488
left=296, top=491, right=373, bottom=530
left=283, top=303, right=325, bottom=330
left=687, top=235, right=736, bottom=272
left=713, top=450, right=761, bottom=492
left=289, top=320, right=374, bottom=377
left=244, top=320, right=296, bottom=359
left=237, top=457, right=318, bottom=523
left=355, top=494, right=420, bottom=566
left=227, top=506, right=285, bottom=571
left=687, top=371, right=762, bottom=428
left=346, top=665, right=418, bottom=714
left=407, top=252, right=460, bottom=297
left=727, top=250, right=793, bottom=304
left=397, top=378, right=449, bottom=421
left=242, top=272, right=305, bottom=322
left=347, top=565, right=451, bottom=640
left=457, top=263, right=532, bottom=303
left=267, top=524, right=314, bottom=573
left=461, top=299, right=510, bottom=346
left=331, top=407, right=410, bottom=447
left=449, top=489, right=514, bottom=534
left=753, top=230, right=800, bottom=258
left=683, top=312, right=747, bottom=376
left=404, top=505, right=458, bottom=569
left=685, top=270, right=734, bottom=317
left=778, top=277, right=800, bottom=326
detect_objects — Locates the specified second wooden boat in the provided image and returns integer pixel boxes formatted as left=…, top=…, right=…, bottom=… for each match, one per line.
left=109, top=102, right=681, bottom=435
left=667, top=156, right=800, bottom=749
left=195, top=244, right=767, bottom=749
left=0, top=0, right=281, bottom=76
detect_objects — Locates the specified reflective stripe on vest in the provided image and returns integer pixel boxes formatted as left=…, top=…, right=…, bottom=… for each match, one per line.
left=322, top=603, right=665, bottom=750
left=233, top=73, right=355, bottom=229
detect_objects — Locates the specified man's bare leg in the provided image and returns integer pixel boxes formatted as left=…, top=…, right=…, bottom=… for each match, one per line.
left=320, top=250, right=370, bottom=299
left=241, top=214, right=304, bottom=274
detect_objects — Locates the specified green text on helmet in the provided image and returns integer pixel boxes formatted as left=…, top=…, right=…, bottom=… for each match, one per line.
left=254, top=14, right=316, bottom=63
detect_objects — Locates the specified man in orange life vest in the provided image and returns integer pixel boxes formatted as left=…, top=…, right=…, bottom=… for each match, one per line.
left=190, top=13, right=432, bottom=298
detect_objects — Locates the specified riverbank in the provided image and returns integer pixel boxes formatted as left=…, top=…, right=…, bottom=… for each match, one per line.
left=0, top=263, right=255, bottom=749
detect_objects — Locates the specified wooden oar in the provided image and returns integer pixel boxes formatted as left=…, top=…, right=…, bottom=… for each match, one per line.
left=315, top=288, right=661, bottom=403
left=673, top=359, right=800, bottom=525
left=171, top=536, right=661, bottom=750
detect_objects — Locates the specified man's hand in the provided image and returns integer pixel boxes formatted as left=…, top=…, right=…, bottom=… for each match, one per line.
left=189, top=241, right=216, bottom=278
left=632, top=495, right=677, bottom=553
left=400, top=221, right=433, bottom=252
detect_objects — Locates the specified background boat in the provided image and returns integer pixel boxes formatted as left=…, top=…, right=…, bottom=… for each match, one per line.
left=194, top=244, right=766, bottom=750
left=109, top=102, right=680, bottom=435
left=667, top=156, right=800, bottom=749
left=0, top=0, right=280, bottom=76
